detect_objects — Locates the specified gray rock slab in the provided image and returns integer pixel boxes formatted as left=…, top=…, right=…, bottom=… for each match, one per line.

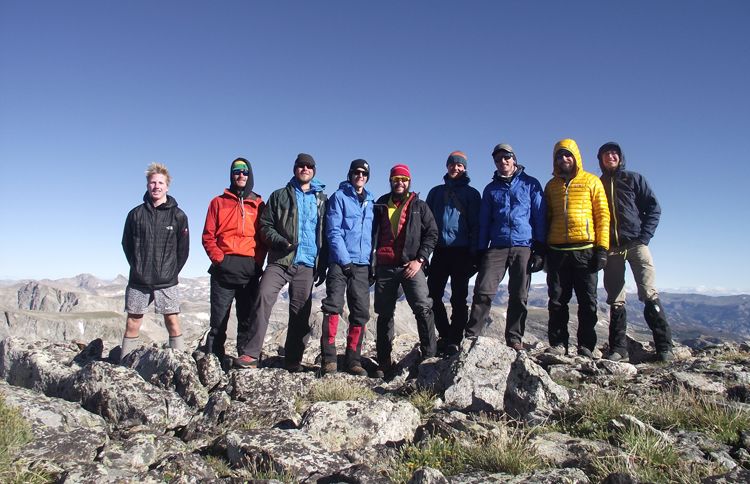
left=223, top=428, right=351, bottom=481
left=300, top=399, right=421, bottom=451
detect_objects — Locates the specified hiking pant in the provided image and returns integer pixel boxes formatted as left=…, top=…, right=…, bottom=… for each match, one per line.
left=427, top=246, right=473, bottom=346
left=239, top=263, right=314, bottom=362
left=465, top=246, right=531, bottom=345
left=374, top=265, right=436, bottom=365
left=604, top=243, right=672, bottom=352
left=546, top=248, right=599, bottom=352
left=320, top=263, right=370, bottom=365
left=206, top=275, right=259, bottom=359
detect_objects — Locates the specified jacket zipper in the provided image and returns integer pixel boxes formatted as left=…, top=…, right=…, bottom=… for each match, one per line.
left=609, top=176, right=619, bottom=247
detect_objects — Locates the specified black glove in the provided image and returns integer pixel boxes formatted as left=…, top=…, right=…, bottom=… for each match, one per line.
left=341, top=263, right=353, bottom=278
left=528, top=253, right=545, bottom=273
left=368, top=266, right=376, bottom=287
left=592, top=247, right=608, bottom=272
left=285, top=242, right=298, bottom=252
left=314, top=267, right=327, bottom=287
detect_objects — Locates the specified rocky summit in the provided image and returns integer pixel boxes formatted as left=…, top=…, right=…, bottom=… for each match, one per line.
left=1, top=332, right=749, bottom=483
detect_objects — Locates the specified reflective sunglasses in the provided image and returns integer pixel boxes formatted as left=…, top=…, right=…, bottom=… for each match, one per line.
left=390, top=176, right=410, bottom=183
left=232, top=169, right=250, bottom=176
left=495, top=153, right=514, bottom=161
left=351, top=170, right=369, bottom=178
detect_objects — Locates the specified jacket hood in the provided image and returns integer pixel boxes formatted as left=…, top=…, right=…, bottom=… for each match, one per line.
left=443, top=172, right=471, bottom=186
left=492, top=164, right=525, bottom=183
left=142, top=192, right=178, bottom=209
left=597, top=141, right=626, bottom=173
left=229, top=157, right=254, bottom=198
left=290, top=176, right=326, bottom=193
left=338, top=180, right=374, bottom=201
left=552, top=138, right=583, bottom=177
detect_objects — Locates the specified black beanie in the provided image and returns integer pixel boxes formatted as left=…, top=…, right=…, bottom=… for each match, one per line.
left=348, top=159, right=370, bottom=176
left=294, top=153, right=316, bottom=175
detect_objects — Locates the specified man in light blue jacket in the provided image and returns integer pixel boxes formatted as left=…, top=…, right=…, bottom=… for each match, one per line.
left=465, top=143, right=546, bottom=350
left=320, top=159, right=374, bottom=376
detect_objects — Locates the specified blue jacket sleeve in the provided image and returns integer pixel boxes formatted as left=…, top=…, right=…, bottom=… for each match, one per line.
left=325, top=192, right=349, bottom=266
left=530, top=179, right=547, bottom=245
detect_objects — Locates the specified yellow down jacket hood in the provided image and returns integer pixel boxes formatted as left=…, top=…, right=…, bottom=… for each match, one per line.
left=544, top=139, right=610, bottom=249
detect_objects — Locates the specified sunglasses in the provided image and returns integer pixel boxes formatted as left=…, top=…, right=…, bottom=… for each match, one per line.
left=232, top=169, right=250, bottom=176
left=555, top=151, right=574, bottom=161
left=391, top=176, right=410, bottom=183
left=295, top=163, right=314, bottom=170
left=495, top=153, right=514, bottom=161
left=352, top=170, right=368, bottom=178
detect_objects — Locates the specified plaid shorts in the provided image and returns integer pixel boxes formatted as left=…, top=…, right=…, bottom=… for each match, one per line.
left=124, top=284, right=181, bottom=315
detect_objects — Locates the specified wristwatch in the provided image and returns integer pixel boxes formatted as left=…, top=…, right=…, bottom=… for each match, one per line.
left=416, top=256, right=426, bottom=265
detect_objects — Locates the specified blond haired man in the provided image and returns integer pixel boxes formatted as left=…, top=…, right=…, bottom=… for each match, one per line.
left=121, top=163, right=190, bottom=361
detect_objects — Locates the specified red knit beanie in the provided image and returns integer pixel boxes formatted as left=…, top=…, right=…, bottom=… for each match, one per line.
left=390, top=164, right=411, bottom=179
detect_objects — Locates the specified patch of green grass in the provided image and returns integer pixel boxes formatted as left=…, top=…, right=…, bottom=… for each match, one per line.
left=238, top=414, right=276, bottom=430
left=591, top=426, right=727, bottom=484
left=556, top=388, right=638, bottom=440
left=408, top=388, right=438, bottom=416
left=305, top=379, right=376, bottom=403
left=386, top=425, right=546, bottom=483
left=204, top=455, right=232, bottom=478
left=0, top=396, right=50, bottom=483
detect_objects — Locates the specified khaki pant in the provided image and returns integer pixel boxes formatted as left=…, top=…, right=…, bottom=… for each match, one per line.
left=604, top=243, right=658, bottom=305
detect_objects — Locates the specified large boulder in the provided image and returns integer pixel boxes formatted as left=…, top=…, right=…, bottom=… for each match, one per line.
left=123, top=346, right=209, bottom=408
left=300, top=398, right=421, bottom=451
left=0, top=337, right=79, bottom=396
left=222, top=429, right=352, bottom=481
left=420, top=337, right=568, bottom=421
left=63, top=361, right=195, bottom=428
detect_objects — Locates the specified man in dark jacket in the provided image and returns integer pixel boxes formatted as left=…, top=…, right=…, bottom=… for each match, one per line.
left=320, top=159, right=374, bottom=376
left=598, top=142, right=673, bottom=362
left=202, top=157, right=266, bottom=368
left=121, top=163, right=189, bottom=361
left=373, top=164, right=439, bottom=377
left=465, top=144, right=546, bottom=351
left=425, top=151, right=481, bottom=356
left=238, top=153, right=328, bottom=372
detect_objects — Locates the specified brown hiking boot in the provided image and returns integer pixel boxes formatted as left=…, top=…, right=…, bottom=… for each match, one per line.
left=347, top=364, right=367, bottom=377
left=321, top=361, right=337, bottom=375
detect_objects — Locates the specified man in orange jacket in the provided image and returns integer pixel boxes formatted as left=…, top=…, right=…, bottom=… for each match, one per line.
left=201, top=157, right=267, bottom=367
left=544, top=139, right=610, bottom=358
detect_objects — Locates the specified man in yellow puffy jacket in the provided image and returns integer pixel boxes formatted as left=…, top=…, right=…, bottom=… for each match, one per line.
left=544, top=139, right=610, bottom=357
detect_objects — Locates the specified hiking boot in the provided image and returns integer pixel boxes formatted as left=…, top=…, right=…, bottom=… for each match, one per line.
left=509, top=342, right=525, bottom=352
left=285, top=360, right=303, bottom=373
left=347, top=364, right=367, bottom=377
left=606, top=351, right=629, bottom=363
left=656, top=350, right=674, bottom=363
left=234, top=354, right=258, bottom=369
left=321, top=361, right=338, bottom=375
left=444, top=344, right=460, bottom=357
left=374, top=362, right=393, bottom=379
left=545, top=345, right=566, bottom=356
left=577, top=347, right=594, bottom=358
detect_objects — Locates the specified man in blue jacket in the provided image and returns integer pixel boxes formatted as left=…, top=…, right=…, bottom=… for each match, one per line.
left=465, top=143, right=546, bottom=350
left=425, top=151, right=481, bottom=356
left=237, top=153, right=328, bottom=371
left=598, top=142, right=673, bottom=363
left=121, top=163, right=189, bottom=361
left=320, top=159, right=374, bottom=376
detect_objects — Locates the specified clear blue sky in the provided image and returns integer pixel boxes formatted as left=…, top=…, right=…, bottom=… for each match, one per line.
left=1, top=1, right=748, bottom=293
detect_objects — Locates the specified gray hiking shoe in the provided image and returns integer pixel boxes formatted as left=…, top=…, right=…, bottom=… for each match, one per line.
left=545, top=345, right=566, bottom=356
left=657, top=350, right=674, bottom=363
left=607, top=351, right=629, bottom=363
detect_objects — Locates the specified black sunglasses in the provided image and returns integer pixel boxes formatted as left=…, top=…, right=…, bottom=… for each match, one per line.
left=296, top=163, right=314, bottom=170
left=232, top=169, right=249, bottom=176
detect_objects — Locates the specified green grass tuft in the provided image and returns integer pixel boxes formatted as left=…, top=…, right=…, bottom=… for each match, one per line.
left=0, top=396, right=51, bottom=483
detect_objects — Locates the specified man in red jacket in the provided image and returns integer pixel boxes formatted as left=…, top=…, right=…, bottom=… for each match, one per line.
left=201, top=157, right=267, bottom=367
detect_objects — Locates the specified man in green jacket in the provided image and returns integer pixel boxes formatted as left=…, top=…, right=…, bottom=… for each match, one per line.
left=235, top=153, right=328, bottom=371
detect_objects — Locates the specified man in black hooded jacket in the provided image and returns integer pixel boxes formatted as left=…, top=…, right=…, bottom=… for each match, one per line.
left=121, top=162, right=189, bottom=361
left=598, top=142, right=673, bottom=363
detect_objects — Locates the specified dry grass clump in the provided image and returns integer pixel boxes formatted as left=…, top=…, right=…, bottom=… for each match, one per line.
left=407, top=387, right=438, bottom=416
left=0, top=396, right=50, bottom=483
left=305, top=379, right=376, bottom=403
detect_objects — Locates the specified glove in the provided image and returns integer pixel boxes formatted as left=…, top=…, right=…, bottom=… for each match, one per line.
left=314, top=267, right=327, bottom=287
left=285, top=242, right=298, bottom=252
left=368, top=266, right=376, bottom=287
left=341, top=263, right=353, bottom=278
left=592, top=247, right=608, bottom=272
left=528, top=253, right=545, bottom=273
